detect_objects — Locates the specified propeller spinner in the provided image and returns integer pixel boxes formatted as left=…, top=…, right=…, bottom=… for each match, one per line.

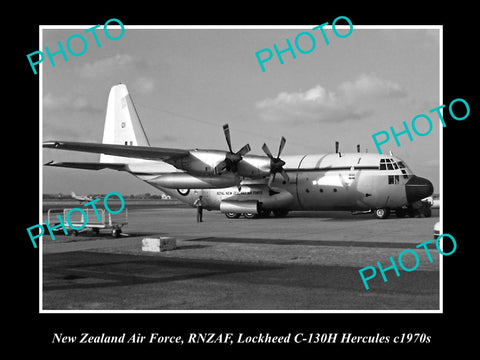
left=262, top=136, right=289, bottom=191
left=216, top=124, right=251, bottom=190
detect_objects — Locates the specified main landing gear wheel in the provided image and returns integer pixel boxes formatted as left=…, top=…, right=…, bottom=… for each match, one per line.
left=374, top=207, right=390, bottom=219
left=395, top=208, right=407, bottom=218
left=258, top=209, right=272, bottom=218
left=225, top=212, right=241, bottom=219
left=273, top=209, right=289, bottom=218
left=423, top=207, right=432, bottom=218
left=244, top=210, right=271, bottom=219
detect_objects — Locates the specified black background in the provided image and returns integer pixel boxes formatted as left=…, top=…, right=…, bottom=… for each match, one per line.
left=15, top=2, right=475, bottom=355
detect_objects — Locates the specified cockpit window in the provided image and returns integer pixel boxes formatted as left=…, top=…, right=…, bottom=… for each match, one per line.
left=380, top=158, right=387, bottom=170
left=380, top=158, right=396, bottom=170
left=380, top=158, right=403, bottom=171
left=388, top=175, right=400, bottom=184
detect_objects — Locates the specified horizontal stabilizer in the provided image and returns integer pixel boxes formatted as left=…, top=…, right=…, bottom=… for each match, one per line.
left=43, top=141, right=189, bottom=161
left=44, top=161, right=128, bottom=171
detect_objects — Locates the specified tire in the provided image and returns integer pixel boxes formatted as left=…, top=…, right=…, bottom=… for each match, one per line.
left=423, top=207, right=432, bottom=218
left=374, top=207, right=390, bottom=219
left=225, top=212, right=241, bottom=219
left=407, top=207, right=418, bottom=218
left=258, top=209, right=272, bottom=218
left=395, top=208, right=407, bottom=218
left=273, top=209, right=289, bottom=218
left=243, top=213, right=258, bottom=219
left=112, top=228, right=122, bottom=238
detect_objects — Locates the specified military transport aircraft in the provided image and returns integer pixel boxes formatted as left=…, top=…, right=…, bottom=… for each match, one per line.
left=44, top=84, right=434, bottom=219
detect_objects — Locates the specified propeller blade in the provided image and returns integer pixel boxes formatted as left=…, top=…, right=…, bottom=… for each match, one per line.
left=277, top=136, right=286, bottom=157
left=234, top=173, right=242, bottom=191
left=223, top=124, right=233, bottom=153
left=236, top=143, right=251, bottom=157
left=262, top=143, right=273, bottom=159
left=267, top=173, right=275, bottom=189
left=214, top=160, right=227, bottom=174
left=264, top=137, right=288, bottom=192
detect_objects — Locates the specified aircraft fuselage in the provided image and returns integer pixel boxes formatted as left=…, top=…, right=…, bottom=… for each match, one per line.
left=135, top=152, right=433, bottom=214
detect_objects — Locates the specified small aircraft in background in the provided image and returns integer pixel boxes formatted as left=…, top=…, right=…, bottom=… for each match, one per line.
left=70, top=191, right=94, bottom=203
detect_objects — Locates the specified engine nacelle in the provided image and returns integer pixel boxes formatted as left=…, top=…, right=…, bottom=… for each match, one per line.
left=169, top=150, right=227, bottom=175
left=220, top=200, right=259, bottom=214
left=168, top=151, right=272, bottom=179
left=237, top=155, right=271, bottom=178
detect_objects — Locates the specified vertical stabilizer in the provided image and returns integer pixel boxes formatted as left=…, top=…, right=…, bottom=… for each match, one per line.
left=100, top=84, right=150, bottom=163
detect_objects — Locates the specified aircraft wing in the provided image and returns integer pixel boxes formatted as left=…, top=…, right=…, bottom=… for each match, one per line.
left=44, top=161, right=128, bottom=171
left=43, top=141, right=190, bottom=161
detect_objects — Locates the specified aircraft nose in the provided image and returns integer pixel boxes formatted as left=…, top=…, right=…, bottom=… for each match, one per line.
left=405, top=175, right=434, bottom=203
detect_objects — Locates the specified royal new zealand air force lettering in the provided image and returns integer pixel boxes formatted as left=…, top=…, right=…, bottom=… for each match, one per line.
left=44, top=84, right=433, bottom=220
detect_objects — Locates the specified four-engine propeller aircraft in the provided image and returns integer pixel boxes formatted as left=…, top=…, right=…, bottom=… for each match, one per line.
left=44, top=84, right=434, bottom=219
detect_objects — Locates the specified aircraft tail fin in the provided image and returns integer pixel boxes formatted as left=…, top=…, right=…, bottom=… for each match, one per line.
left=100, top=84, right=150, bottom=163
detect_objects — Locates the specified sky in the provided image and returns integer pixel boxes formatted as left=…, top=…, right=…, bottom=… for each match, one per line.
left=41, top=25, right=441, bottom=195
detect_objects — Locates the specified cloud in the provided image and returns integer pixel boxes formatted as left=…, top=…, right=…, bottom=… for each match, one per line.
left=78, top=54, right=157, bottom=96
left=43, top=92, right=99, bottom=113
left=256, top=85, right=368, bottom=123
left=79, top=54, right=136, bottom=78
left=339, top=73, right=406, bottom=101
left=256, top=73, right=406, bottom=123
left=133, top=77, right=156, bottom=94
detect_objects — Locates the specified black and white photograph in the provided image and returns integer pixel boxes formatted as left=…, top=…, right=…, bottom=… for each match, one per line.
left=40, top=23, right=441, bottom=312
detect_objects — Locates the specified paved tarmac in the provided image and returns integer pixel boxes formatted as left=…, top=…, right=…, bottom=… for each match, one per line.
left=41, top=206, right=440, bottom=311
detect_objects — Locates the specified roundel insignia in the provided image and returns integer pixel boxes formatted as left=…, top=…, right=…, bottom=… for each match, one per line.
left=177, top=189, right=190, bottom=196
left=121, top=122, right=126, bottom=128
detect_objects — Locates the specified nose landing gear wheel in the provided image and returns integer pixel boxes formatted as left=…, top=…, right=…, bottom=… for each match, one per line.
left=374, top=207, right=390, bottom=219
